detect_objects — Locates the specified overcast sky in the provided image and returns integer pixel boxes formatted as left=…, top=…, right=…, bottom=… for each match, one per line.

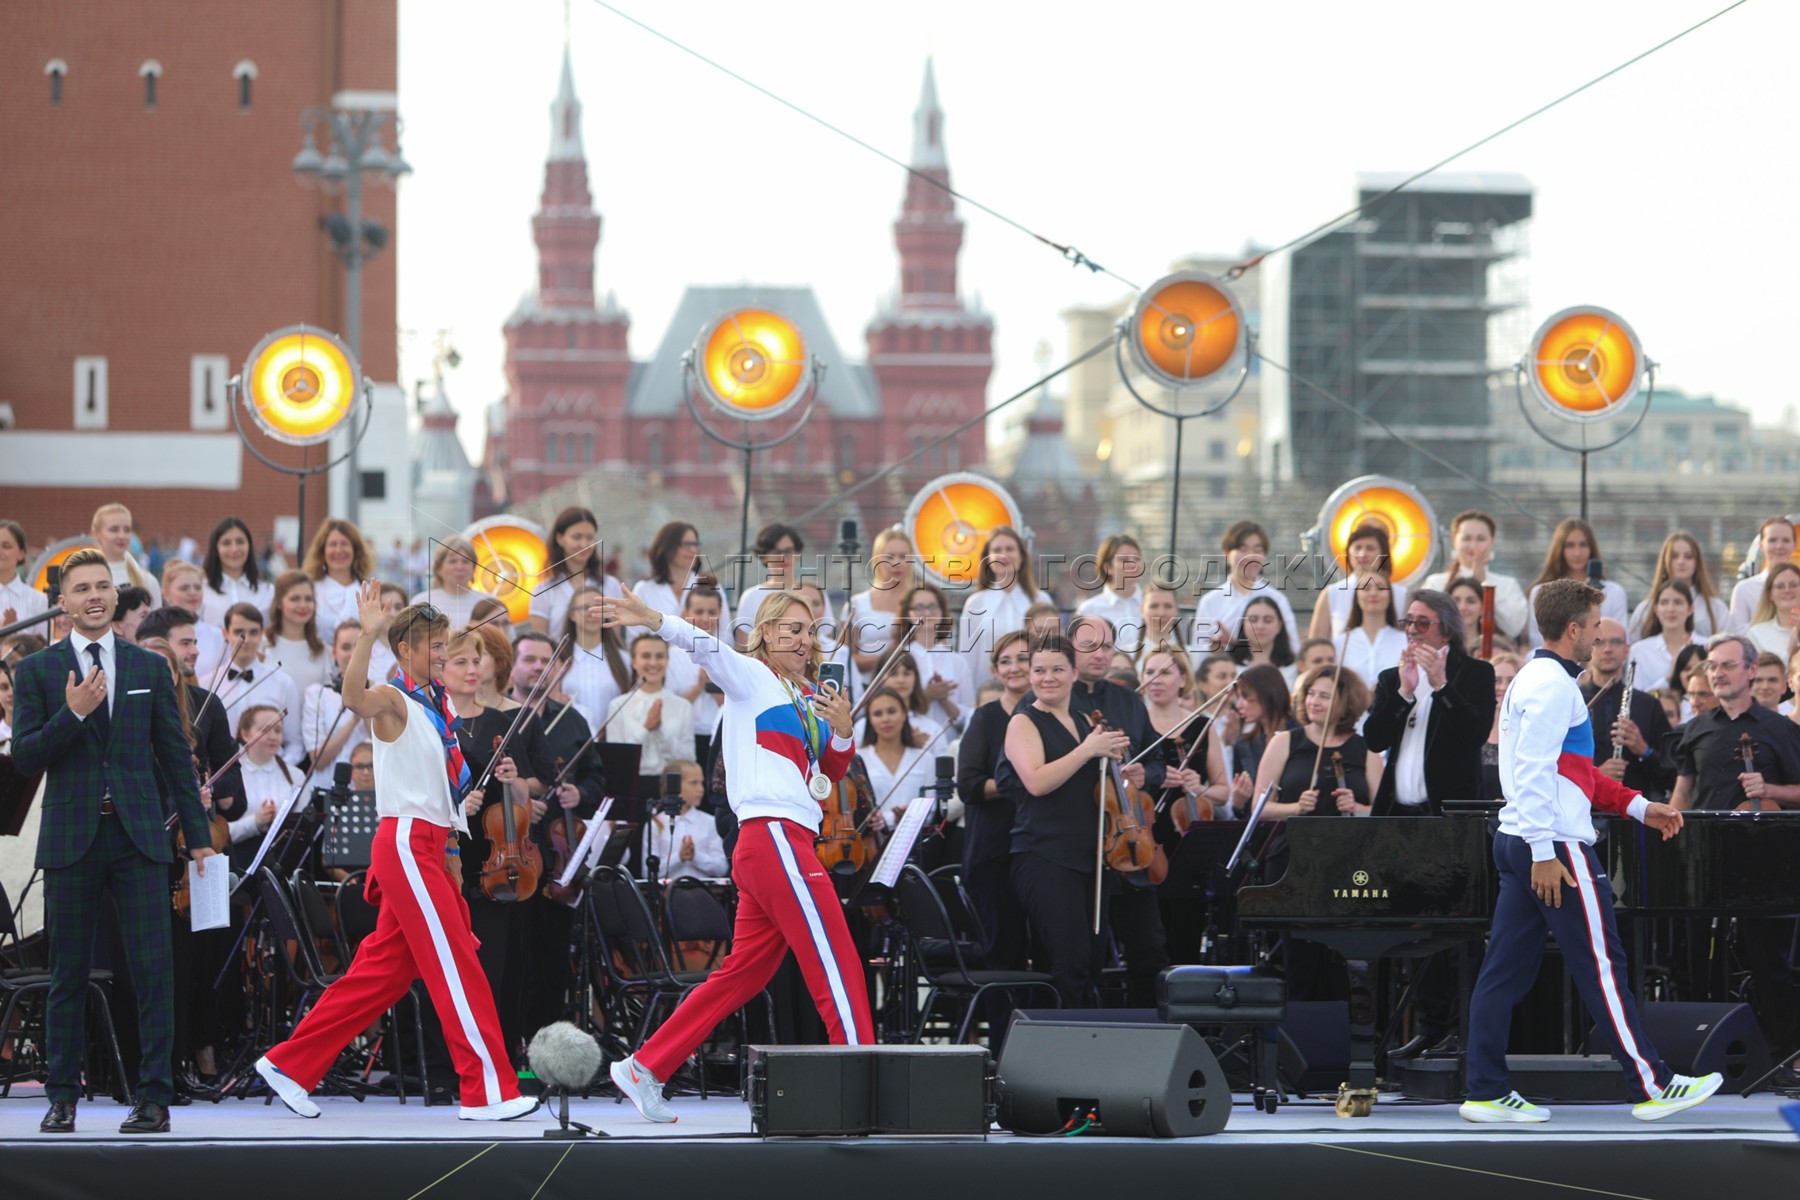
left=394, top=0, right=1797, bottom=462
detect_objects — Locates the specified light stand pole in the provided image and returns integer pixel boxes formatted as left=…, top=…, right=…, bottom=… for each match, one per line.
left=293, top=107, right=410, bottom=524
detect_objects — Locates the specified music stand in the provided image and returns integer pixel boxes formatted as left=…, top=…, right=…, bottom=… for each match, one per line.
left=322, top=788, right=379, bottom=869
left=596, top=744, right=644, bottom=820
left=1226, top=786, right=1275, bottom=875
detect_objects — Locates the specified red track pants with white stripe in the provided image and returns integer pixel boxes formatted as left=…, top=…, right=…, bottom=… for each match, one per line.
left=265, top=817, right=517, bottom=1107
left=637, top=817, right=874, bottom=1082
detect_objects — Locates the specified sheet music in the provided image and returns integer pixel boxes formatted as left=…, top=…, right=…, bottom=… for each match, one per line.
left=871, top=791, right=936, bottom=888
left=242, top=785, right=308, bottom=882
left=1226, top=785, right=1276, bottom=874
left=187, top=856, right=230, bottom=931
left=560, top=799, right=615, bottom=887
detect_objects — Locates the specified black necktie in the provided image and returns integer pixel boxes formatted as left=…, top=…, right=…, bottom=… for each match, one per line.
left=229, top=667, right=254, bottom=682
left=86, top=642, right=112, bottom=744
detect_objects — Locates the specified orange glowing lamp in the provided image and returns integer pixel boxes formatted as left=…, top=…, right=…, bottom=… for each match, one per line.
left=1527, top=306, right=1644, bottom=423
left=693, top=309, right=812, bottom=420
left=465, top=517, right=549, bottom=625
left=904, top=473, right=1026, bottom=587
left=240, top=325, right=362, bottom=445
left=1126, top=271, right=1247, bottom=389
left=29, top=537, right=97, bottom=594
left=1315, top=476, right=1439, bottom=588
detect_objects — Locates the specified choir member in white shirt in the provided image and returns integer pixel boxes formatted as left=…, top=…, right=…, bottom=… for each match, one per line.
left=530, top=506, right=627, bottom=636
left=1524, top=519, right=1629, bottom=648
left=161, top=561, right=227, bottom=682
left=226, top=704, right=300, bottom=862
left=640, top=760, right=730, bottom=881
left=633, top=521, right=732, bottom=633
left=732, top=523, right=834, bottom=645
left=607, top=633, right=694, bottom=798
left=199, top=517, right=274, bottom=631
left=1338, top=573, right=1408, bottom=688
left=1626, top=532, right=1730, bottom=641
left=1729, top=517, right=1796, bottom=633
left=661, top=586, right=725, bottom=762
left=299, top=620, right=370, bottom=795
left=302, top=517, right=373, bottom=648
left=1745, top=562, right=1800, bottom=660
left=1189, top=521, right=1299, bottom=657
left=366, top=583, right=407, bottom=685
left=265, top=570, right=330, bottom=694
left=1420, top=509, right=1527, bottom=642
left=900, top=582, right=974, bottom=733
left=1308, top=523, right=1409, bottom=640
left=1133, top=586, right=1184, bottom=667
left=1443, top=577, right=1517, bottom=658
left=1076, top=534, right=1149, bottom=652
left=838, top=525, right=913, bottom=683
left=1628, top=581, right=1699, bottom=692
left=91, top=502, right=160, bottom=606
left=216, top=604, right=304, bottom=765
left=411, top=535, right=501, bottom=630
left=1223, top=595, right=1299, bottom=689
left=858, top=687, right=938, bottom=832
left=562, top=584, right=634, bottom=729
left=0, top=520, right=49, bottom=627
left=957, top=525, right=1055, bottom=684
left=854, top=653, right=943, bottom=746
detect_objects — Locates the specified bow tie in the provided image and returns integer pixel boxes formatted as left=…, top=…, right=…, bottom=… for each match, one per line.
left=229, top=667, right=255, bottom=682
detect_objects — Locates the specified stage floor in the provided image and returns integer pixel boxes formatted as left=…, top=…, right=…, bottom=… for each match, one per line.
left=2, top=1087, right=1797, bottom=1200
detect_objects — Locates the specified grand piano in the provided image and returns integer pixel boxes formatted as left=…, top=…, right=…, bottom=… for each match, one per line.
left=1608, top=809, right=1800, bottom=917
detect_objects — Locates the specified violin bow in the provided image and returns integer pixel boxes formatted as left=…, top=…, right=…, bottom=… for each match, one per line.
left=189, top=629, right=249, bottom=731
left=850, top=624, right=920, bottom=717
left=468, top=639, right=566, bottom=796
left=854, top=720, right=955, bottom=836
left=548, top=679, right=643, bottom=789
left=1125, top=678, right=1239, bottom=767
left=165, top=708, right=288, bottom=830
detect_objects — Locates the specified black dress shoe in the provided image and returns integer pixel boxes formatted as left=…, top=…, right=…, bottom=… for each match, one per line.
left=1423, top=1032, right=1463, bottom=1059
left=40, top=1102, right=76, bottom=1134
left=1389, top=1032, right=1431, bottom=1060
left=119, top=1102, right=171, bottom=1134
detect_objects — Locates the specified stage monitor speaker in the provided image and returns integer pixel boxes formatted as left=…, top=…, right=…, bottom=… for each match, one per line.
left=1590, top=1001, right=1773, bottom=1088
left=996, top=1019, right=1230, bottom=1137
left=745, top=1045, right=990, bottom=1137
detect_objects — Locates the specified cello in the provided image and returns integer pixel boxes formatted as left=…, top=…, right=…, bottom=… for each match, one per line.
left=478, top=733, right=544, bottom=902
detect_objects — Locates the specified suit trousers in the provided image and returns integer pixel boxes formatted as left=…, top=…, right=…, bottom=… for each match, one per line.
left=44, top=812, right=177, bottom=1105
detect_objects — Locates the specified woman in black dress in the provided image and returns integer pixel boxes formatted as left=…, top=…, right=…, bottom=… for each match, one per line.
left=1003, top=634, right=1134, bottom=1007
left=955, top=630, right=1034, bottom=972
left=1253, top=664, right=1381, bottom=819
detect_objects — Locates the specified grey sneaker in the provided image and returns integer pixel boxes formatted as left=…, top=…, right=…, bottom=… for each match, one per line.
left=609, top=1055, right=677, bottom=1123
left=255, top=1056, right=321, bottom=1119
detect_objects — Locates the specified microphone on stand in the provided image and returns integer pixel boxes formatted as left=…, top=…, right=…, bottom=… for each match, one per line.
left=527, top=1022, right=606, bottom=1139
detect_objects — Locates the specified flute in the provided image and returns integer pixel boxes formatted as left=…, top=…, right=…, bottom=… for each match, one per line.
left=1610, top=658, right=1635, bottom=760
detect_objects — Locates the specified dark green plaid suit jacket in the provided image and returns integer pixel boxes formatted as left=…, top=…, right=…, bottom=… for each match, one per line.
left=11, top=637, right=209, bottom=869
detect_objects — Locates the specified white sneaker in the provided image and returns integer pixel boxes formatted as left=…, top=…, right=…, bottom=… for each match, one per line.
left=1632, top=1072, right=1723, bottom=1121
left=610, top=1055, right=678, bottom=1123
left=1459, top=1091, right=1552, bottom=1123
left=255, top=1056, right=321, bottom=1119
left=459, top=1095, right=544, bottom=1121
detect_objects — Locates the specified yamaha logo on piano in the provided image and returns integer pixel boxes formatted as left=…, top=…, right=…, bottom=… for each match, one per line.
left=1334, top=868, right=1390, bottom=900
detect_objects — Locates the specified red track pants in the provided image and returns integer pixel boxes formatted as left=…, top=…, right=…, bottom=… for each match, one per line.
left=265, top=816, right=516, bottom=1106
left=637, top=817, right=874, bottom=1081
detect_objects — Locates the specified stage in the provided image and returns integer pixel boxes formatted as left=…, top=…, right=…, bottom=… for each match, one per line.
left=2, top=1087, right=1796, bottom=1200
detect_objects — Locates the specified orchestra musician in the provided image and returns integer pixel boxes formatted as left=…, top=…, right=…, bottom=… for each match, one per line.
left=1580, top=618, right=1674, bottom=799
left=597, top=587, right=871, bottom=1124
left=956, top=632, right=1033, bottom=976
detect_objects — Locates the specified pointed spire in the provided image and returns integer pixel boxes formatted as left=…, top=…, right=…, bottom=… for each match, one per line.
left=548, top=41, right=584, bottom=162
left=911, top=57, right=946, bottom=170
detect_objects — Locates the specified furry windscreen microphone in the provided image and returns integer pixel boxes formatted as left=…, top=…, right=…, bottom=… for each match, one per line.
left=527, top=1021, right=602, bottom=1091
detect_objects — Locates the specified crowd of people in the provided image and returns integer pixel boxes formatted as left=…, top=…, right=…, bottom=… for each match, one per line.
left=2, top=498, right=1798, bottom=1112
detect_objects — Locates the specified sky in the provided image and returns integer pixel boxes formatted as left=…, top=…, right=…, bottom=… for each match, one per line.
left=394, top=0, right=1798, bottom=463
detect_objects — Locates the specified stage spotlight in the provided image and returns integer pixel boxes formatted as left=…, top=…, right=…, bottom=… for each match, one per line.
left=464, top=516, right=549, bottom=625
left=1126, top=271, right=1248, bottom=390
left=904, top=473, right=1026, bottom=587
left=692, top=309, right=813, bottom=420
left=1314, top=476, right=1439, bottom=588
left=241, top=324, right=361, bottom=446
left=29, top=536, right=96, bottom=594
left=1526, top=306, right=1645, bottom=423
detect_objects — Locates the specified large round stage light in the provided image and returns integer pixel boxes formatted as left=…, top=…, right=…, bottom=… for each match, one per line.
left=465, top=516, right=549, bottom=625
left=1126, top=271, right=1248, bottom=389
left=692, top=309, right=812, bottom=420
left=1315, top=476, right=1439, bottom=588
left=29, top=537, right=97, bottom=595
left=240, top=324, right=361, bottom=445
left=904, top=473, right=1026, bottom=588
left=1527, top=306, right=1644, bottom=423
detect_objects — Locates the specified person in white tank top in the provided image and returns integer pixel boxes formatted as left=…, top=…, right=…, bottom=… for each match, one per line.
left=256, top=587, right=537, bottom=1123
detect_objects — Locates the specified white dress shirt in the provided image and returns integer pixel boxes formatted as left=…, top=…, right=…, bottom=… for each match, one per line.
left=229, top=755, right=298, bottom=845
left=1076, top=586, right=1149, bottom=653
left=200, top=574, right=274, bottom=632
left=312, top=576, right=361, bottom=647
left=1421, top=569, right=1528, bottom=640
left=564, top=641, right=630, bottom=728
left=1730, top=570, right=1771, bottom=633
left=216, top=656, right=304, bottom=764
left=267, top=635, right=329, bottom=695
left=300, top=680, right=369, bottom=788
left=632, top=575, right=731, bottom=629
left=108, top=557, right=160, bottom=607
left=1526, top=580, right=1628, bottom=649
left=1392, top=680, right=1437, bottom=808
left=67, top=628, right=116, bottom=719
left=0, top=575, right=48, bottom=623
left=605, top=686, right=693, bottom=778
left=410, top=587, right=501, bottom=630
left=641, top=806, right=730, bottom=880
left=1747, top=620, right=1792, bottom=660
left=1626, top=634, right=1696, bottom=692
left=732, top=583, right=835, bottom=643
left=859, top=742, right=939, bottom=826
left=662, top=640, right=720, bottom=736
left=910, top=640, right=976, bottom=731
left=531, top=573, right=626, bottom=638
left=957, top=584, right=1054, bottom=683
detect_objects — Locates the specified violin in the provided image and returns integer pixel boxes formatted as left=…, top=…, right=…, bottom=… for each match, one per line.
left=1735, top=732, right=1779, bottom=812
left=479, top=733, right=544, bottom=902
left=816, top=764, right=878, bottom=873
left=1092, top=714, right=1164, bottom=883
left=542, top=755, right=588, bottom=906
left=172, top=754, right=231, bottom=916
left=1164, top=725, right=1216, bottom=834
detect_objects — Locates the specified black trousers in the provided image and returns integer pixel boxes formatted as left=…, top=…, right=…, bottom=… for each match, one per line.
left=1106, top=883, right=1169, bottom=1008
left=964, top=857, right=1028, bottom=970
left=1739, top=917, right=1800, bottom=1055
left=1010, top=852, right=1107, bottom=1008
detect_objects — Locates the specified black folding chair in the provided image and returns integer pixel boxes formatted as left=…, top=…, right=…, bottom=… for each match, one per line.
left=586, top=866, right=709, bottom=1055
left=0, top=881, right=130, bottom=1099
left=321, top=870, right=430, bottom=1103
left=896, top=863, right=1060, bottom=1044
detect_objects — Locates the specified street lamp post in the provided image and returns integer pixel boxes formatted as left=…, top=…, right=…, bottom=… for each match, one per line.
left=293, top=107, right=410, bottom=524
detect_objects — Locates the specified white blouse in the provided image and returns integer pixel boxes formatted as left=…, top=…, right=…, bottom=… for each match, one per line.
left=410, top=587, right=501, bottom=631
left=605, top=687, right=694, bottom=778
left=1075, top=586, right=1148, bottom=653
left=1526, top=580, right=1629, bottom=649
left=1322, top=575, right=1409, bottom=638
left=1626, top=593, right=1730, bottom=642
left=0, top=575, right=50, bottom=623
left=1746, top=620, right=1793, bottom=661
left=1338, top=624, right=1408, bottom=687
left=957, top=584, right=1054, bottom=684
left=641, top=806, right=730, bottom=880
left=1627, top=634, right=1696, bottom=692
left=200, top=574, right=275, bottom=632
left=563, top=640, right=631, bottom=728
left=909, top=640, right=977, bottom=731
left=267, top=635, right=330, bottom=695
left=1421, top=569, right=1528, bottom=641
left=108, top=556, right=161, bottom=607
left=312, top=575, right=361, bottom=647
left=532, top=573, right=626, bottom=638
left=631, top=575, right=732, bottom=628
left=858, top=743, right=939, bottom=826
left=663, top=640, right=721, bottom=736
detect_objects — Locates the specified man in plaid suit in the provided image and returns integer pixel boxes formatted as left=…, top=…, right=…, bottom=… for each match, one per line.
left=10, top=548, right=216, bottom=1134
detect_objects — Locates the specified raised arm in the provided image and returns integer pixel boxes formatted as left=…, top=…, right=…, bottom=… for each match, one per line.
left=600, top=591, right=757, bottom=698
left=341, top=580, right=404, bottom=730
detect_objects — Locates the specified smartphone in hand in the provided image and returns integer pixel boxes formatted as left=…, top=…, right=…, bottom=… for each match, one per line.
left=816, top=660, right=848, bottom=697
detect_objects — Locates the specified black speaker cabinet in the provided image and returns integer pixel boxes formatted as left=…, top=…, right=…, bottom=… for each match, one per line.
left=745, top=1045, right=991, bottom=1137
left=996, top=1019, right=1231, bottom=1137
left=1590, top=1001, right=1774, bottom=1088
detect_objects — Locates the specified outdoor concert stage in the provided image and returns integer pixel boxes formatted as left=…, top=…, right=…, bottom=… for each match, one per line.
left=3, top=1087, right=1796, bottom=1200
